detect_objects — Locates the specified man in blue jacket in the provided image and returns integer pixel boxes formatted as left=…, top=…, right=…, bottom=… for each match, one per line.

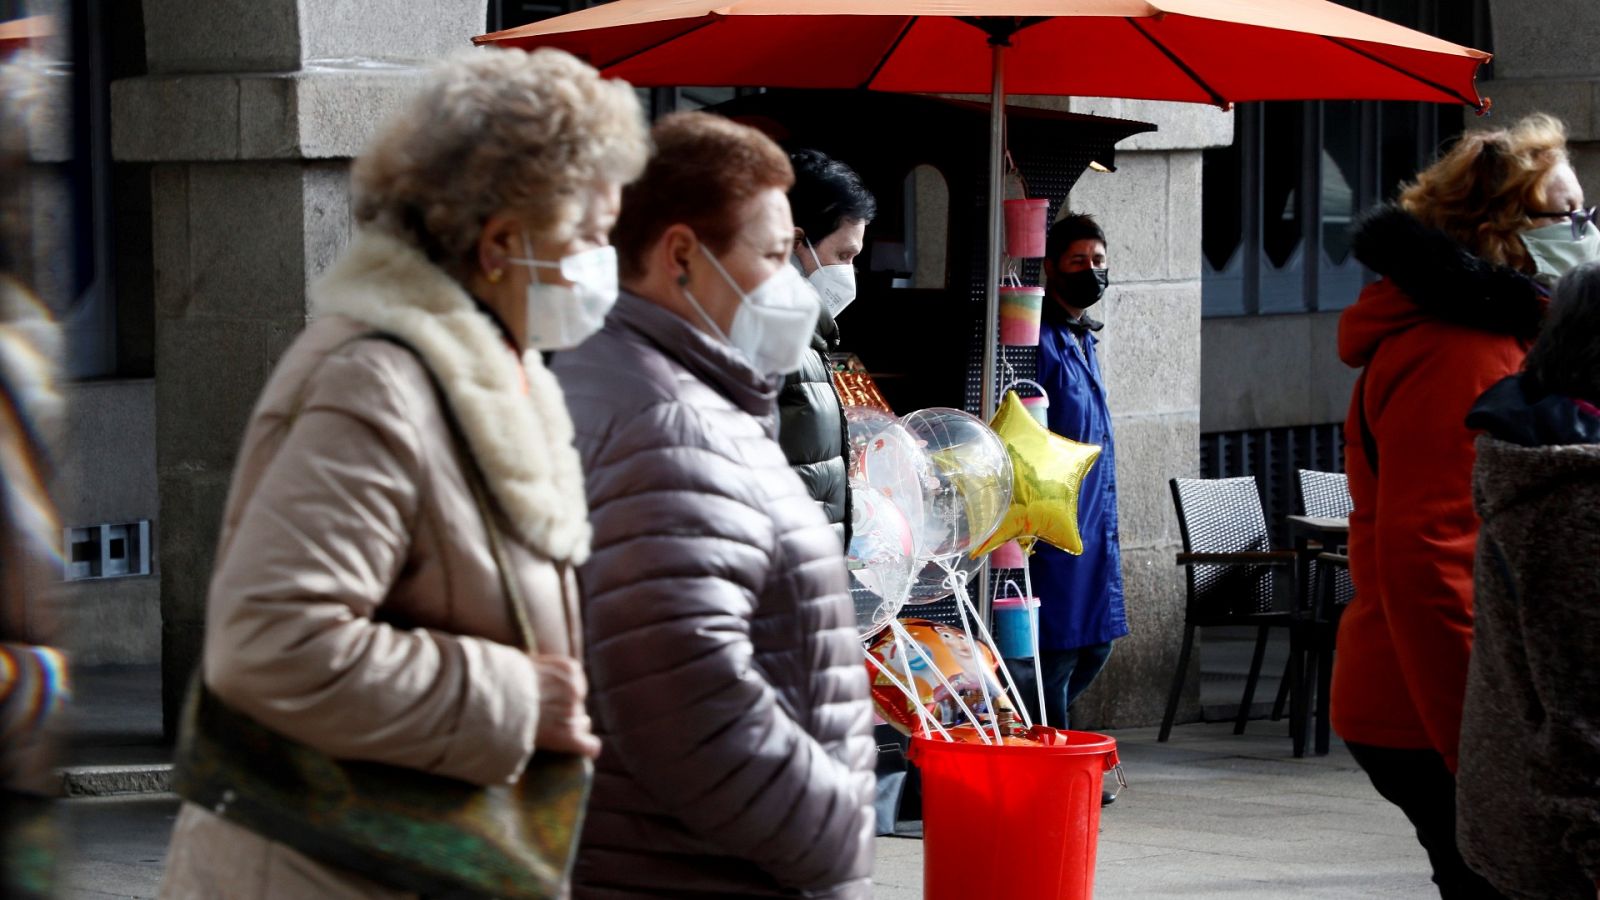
left=1029, top=213, right=1129, bottom=753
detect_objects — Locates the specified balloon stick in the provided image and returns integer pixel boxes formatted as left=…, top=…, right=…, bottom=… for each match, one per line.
left=988, top=579, right=1036, bottom=731
left=944, top=561, right=1004, bottom=743
left=895, top=638, right=929, bottom=740
left=1022, top=541, right=1048, bottom=729
left=863, top=648, right=952, bottom=741
left=888, top=618, right=991, bottom=744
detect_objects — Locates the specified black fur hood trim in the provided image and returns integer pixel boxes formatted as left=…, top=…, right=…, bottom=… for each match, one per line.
left=1350, top=204, right=1545, bottom=341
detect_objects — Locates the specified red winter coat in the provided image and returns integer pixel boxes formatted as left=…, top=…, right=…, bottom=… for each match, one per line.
left=1330, top=206, right=1546, bottom=772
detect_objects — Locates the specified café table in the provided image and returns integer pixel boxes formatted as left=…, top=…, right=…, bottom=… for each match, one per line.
left=1285, top=515, right=1349, bottom=605
left=1283, top=514, right=1349, bottom=757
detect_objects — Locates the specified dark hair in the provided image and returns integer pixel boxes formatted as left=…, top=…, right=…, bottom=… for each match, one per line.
left=1046, top=213, right=1107, bottom=267
left=1525, top=261, right=1600, bottom=403
left=612, top=112, right=794, bottom=281
left=788, top=149, right=876, bottom=245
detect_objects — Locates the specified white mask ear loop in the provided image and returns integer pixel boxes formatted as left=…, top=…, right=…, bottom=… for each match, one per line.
left=683, top=244, right=734, bottom=344
left=508, top=232, right=558, bottom=273
left=805, top=237, right=826, bottom=273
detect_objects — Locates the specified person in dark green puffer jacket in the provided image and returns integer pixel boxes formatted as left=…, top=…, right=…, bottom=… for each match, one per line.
left=779, top=150, right=876, bottom=549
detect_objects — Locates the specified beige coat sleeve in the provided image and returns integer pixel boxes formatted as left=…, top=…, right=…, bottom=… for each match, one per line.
left=203, top=347, right=540, bottom=786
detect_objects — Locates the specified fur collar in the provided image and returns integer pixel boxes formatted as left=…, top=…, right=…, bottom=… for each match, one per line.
left=309, top=230, right=590, bottom=565
left=1351, top=205, right=1545, bottom=341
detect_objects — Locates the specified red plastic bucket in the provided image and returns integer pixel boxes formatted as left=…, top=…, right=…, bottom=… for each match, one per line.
left=910, top=729, right=1119, bottom=900
left=1004, top=198, right=1050, bottom=258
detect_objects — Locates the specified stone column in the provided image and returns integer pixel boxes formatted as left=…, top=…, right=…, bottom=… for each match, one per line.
left=1007, top=97, right=1233, bottom=728
left=1482, top=1, right=1600, bottom=202
left=112, top=0, right=483, bottom=735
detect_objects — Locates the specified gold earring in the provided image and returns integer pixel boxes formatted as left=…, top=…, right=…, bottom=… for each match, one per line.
left=488, top=268, right=504, bottom=284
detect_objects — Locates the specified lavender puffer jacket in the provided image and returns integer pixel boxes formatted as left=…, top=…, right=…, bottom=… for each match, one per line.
left=553, top=291, right=875, bottom=899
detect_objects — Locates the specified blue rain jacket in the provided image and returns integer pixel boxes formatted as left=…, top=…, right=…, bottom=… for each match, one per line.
left=1030, top=310, right=1129, bottom=651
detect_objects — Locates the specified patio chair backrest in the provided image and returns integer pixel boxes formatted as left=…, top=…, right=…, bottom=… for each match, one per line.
left=1169, top=476, right=1278, bottom=616
left=1297, top=469, right=1353, bottom=519
left=1297, top=470, right=1356, bottom=608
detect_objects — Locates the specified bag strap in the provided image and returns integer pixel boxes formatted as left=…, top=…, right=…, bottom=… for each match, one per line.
left=453, top=412, right=543, bottom=655
left=359, top=333, right=551, bottom=655
left=1354, top=369, right=1379, bottom=476
left=275, top=331, right=551, bottom=655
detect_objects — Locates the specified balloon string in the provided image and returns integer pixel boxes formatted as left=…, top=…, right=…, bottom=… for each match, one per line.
left=889, top=618, right=991, bottom=745
left=955, top=571, right=1034, bottom=732
left=941, top=566, right=969, bottom=593
left=943, top=559, right=1004, bottom=744
left=1023, top=550, right=1048, bottom=729
left=864, top=648, right=952, bottom=742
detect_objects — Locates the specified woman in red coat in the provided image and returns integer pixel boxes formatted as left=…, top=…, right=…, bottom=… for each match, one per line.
left=1333, top=112, right=1594, bottom=899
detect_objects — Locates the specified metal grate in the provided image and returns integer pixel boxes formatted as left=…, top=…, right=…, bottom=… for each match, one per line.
left=962, top=145, right=1102, bottom=417
left=943, top=123, right=1112, bottom=628
left=1200, top=423, right=1344, bottom=550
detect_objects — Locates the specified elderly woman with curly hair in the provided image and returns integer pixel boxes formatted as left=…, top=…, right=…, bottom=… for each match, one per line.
left=1334, top=112, right=1592, bottom=899
left=158, top=47, right=648, bottom=900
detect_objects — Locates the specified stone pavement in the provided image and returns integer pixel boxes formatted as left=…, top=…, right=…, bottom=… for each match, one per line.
left=57, top=720, right=1435, bottom=899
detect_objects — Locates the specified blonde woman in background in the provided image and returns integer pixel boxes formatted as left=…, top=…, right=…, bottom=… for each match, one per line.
left=1334, top=112, right=1590, bottom=899
left=158, top=47, right=648, bottom=900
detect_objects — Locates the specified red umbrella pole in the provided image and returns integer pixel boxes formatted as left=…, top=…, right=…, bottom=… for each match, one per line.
left=982, top=39, right=1005, bottom=424
left=979, top=38, right=1007, bottom=624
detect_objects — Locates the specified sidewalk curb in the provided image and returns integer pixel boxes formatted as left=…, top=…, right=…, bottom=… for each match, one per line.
left=60, top=763, right=173, bottom=798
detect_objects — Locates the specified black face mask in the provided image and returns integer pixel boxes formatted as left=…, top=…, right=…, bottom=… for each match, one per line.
left=1049, top=267, right=1110, bottom=309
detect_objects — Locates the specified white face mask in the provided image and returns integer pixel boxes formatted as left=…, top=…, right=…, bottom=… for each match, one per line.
left=803, top=238, right=857, bottom=318
left=684, top=242, right=820, bottom=376
left=1522, top=218, right=1600, bottom=280
left=508, top=238, right=619, bottom=351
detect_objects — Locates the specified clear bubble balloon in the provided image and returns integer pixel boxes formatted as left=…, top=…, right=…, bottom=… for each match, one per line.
left=845, top=406, right=929, bottom=557
left=899, top=407, right=1013, bottom=561
left=905, top=551, right=984, bottom=605
left=848, top=487, right=918, bottom=640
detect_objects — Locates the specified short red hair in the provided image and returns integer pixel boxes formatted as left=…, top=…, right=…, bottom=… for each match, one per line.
left=612, top=111, right=794, bottom=280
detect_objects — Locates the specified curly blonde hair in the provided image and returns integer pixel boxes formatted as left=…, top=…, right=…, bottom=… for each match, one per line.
left=353, top=47, right=649, bottom=279
left=1398, top=112, right=1569, bottom=273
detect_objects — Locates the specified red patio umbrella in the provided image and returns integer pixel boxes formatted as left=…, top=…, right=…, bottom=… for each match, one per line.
left=476, top=0, right=1490, bottom=418
left=0, top=15, right=53, bottom=55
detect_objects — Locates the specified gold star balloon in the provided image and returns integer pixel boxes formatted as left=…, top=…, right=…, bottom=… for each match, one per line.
left=972, top=390, right=1102, bottom=557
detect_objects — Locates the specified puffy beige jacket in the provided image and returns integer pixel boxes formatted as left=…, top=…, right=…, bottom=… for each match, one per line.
left=160, top=231, right=592, bottom=900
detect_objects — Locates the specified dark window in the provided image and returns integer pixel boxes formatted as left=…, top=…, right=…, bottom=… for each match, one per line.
left=488, top=0, right=582, bottom=31
left=1200, top=425, right=1346, bottom=550
left=1200, top=0, right=1492, bottom=318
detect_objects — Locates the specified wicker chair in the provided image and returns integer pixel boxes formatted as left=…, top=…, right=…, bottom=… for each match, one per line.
left=1161, top=477, right=1298, bottom=743
left=1297, top=469, right=1354, bottom=520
